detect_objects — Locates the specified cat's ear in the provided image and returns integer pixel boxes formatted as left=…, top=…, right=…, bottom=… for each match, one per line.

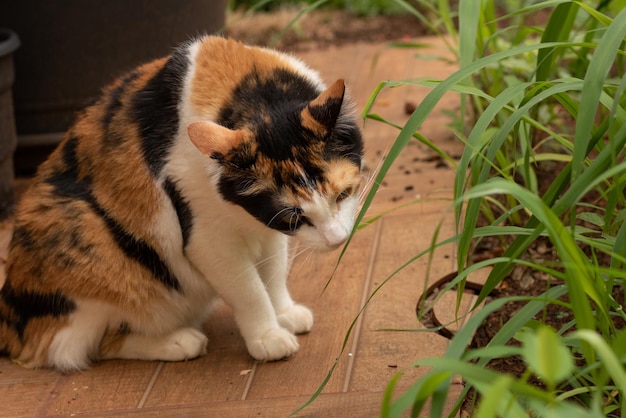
left=187, top=121, right=246, bottom=157
left=301, top=79, right=345, bottom=135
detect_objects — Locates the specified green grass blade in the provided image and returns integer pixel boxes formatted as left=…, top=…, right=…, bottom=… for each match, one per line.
left=536, top=3, right=580, bottom=81
left=571, top=6, right=626, bottom=182
left=480, top=95, right=626, bottom=305
left=571, top=330, right=626, bottom=395
left=458, top=0, right=479, bottom=71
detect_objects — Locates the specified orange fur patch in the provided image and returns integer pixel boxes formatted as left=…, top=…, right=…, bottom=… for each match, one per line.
left=323, top=159, right=362, bottom=199
left=191, top=38, right=289, bottom=117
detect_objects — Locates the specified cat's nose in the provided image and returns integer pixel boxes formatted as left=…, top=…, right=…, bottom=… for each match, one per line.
left=320, top=223, right=348, bottom=249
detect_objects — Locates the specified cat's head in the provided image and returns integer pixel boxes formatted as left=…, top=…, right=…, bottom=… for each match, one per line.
left=188, top=79, right=364, bottom=251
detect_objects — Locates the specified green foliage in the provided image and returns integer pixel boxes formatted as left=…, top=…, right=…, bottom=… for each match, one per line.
left=353, top=0, right=626, bottom=416
left=271, top=0, right=626, bottom=415
left=519, top=325, right=574, bottom=390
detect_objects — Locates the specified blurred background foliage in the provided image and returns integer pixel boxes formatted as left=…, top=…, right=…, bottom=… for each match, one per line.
left=229, top=0, right=410, bottom=15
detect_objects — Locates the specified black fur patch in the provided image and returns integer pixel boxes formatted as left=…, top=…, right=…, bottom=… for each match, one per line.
left=10, top=226, right=35, bottom=251
left=326, top=124, right=364, bottom=167
left=98, top=211, right=182, bottom=291
left=117, top=321, right=132, bottom=336
left=103, top=70, right=141, bottom=132
left=132, top=47, right=189, bottom=177
left=0, top=282, right=76, bottom=338
left=308, top=97, right=343, bottom=131
left=215, top=68, right=364, bottom=232
left=218, top=177, right=308, bottom=234
left=218, top=69, right=320, bottom=161
left=44, top=138, right=182, bottom=292
left=163, top=177, right=194, bottom=248
left=217, top=69, right=331, bottom=190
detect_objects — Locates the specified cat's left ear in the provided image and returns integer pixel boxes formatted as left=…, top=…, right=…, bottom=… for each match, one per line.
left=187, top=121, right=247, bottom=157
left=301, top=79, right=345, bottom=135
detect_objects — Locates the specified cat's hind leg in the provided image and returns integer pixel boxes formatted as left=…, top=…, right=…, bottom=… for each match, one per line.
left=48, top=301, right=208, bottom=370
left=99, top=326, right=208, bottom=362
left=46, top=301, right=113, bottom=372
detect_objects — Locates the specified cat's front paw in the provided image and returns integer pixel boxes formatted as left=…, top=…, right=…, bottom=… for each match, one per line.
left=161, top=328, right=208, bottom=361
left=247, top=327, right=299, bottom=361
left=277, top=304, right=314, bottom=334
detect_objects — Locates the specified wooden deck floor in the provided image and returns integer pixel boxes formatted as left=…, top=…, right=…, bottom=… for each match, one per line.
left=0, top=38, right=477, bottom=417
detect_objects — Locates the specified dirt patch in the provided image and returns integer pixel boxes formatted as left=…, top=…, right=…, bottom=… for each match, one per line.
left=225, top=8, right=430, bottom=52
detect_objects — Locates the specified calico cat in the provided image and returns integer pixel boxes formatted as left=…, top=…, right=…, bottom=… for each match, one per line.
left=0, top=36, right=363, bottom=372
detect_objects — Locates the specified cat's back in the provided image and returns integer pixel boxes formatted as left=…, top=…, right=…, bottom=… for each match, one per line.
left=4, top=41, right=194, bottom=297
left=29, top=36, right=322, bottom=183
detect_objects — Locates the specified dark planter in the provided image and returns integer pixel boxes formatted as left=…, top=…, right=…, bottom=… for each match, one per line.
left=1, top=1, right=227, bottom=172
left=0, top=29, right=19, bottom=219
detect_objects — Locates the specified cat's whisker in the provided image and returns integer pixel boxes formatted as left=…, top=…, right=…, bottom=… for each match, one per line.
left=248, top=243, right=310, bottom=274
left=358, top=172, right=378, bottom=204
left=357, top=148, right=390, bottom=205
left=266, top=207, right=292, bottom=228
left=233, top=252, right=286, bottom=284
left=252, top=252, right=284, bottom=269
left=289, top=212, right=298, bottom=235
left=289, top=245, right=312, bottom=264
left=288, top=245, right=316, bottom=280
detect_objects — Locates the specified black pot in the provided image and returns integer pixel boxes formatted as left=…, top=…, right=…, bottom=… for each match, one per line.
left=0, top=28, right=20, bottom=219
left=1, top=1, right=227, bottom=172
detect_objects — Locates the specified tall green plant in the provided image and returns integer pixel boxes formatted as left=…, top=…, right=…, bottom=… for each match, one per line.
left=355, top=0, right=626, bottom=416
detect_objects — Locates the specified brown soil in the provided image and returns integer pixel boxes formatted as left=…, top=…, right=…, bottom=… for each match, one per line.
left=225, top=8, right=430, bottom=52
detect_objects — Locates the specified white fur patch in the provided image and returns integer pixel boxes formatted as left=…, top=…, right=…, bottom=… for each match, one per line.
left=295, top=190, right=359, bottom=250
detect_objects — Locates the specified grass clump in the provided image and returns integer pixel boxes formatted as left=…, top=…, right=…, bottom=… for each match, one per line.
left=356, top=1, right=626, bottom=416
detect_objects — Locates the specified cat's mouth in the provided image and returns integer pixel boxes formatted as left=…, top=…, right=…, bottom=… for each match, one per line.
left=317, top=241, right=344, bottom=252
left=294, top=230, right=348, bottom=252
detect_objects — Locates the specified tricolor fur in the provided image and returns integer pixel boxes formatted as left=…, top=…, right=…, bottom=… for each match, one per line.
left=0, top=36, right=363, bottom=372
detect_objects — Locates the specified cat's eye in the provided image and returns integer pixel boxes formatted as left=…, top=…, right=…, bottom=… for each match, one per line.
left=283, top=207, right=313, bottom=229
left=297, top=215, right=313, bottom=227
left=336, top=186, right=354, bottom=204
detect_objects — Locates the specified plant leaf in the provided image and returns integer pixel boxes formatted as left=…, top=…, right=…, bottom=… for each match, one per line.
left=521, top=325, right=574, bottom=388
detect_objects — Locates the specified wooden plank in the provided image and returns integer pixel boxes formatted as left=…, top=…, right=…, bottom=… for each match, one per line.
left=142, top=304, right=255, bottom=407
left=347, top=212, right=458, bottom=393
left=245, top=225, right=379, bottom=399
left=75, top=390, right=387, bottom=417
left=69, top=385, right=466, bottom=417
left=365, top=162, right=457, bottom=216
left=0, top=357, right=59, bottom=383
left=43, top=361, right=159, bottom=415
left=0, top=380, right=60, bottom=417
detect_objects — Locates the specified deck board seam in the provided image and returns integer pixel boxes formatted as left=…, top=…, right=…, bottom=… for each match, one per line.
left=341, top=219, right=384, bottom=393
left=240, top=361, right=258, bottom=400
left=38, top=373, right=70, bottom=416
left=136, top=362, right=164, bottom=408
